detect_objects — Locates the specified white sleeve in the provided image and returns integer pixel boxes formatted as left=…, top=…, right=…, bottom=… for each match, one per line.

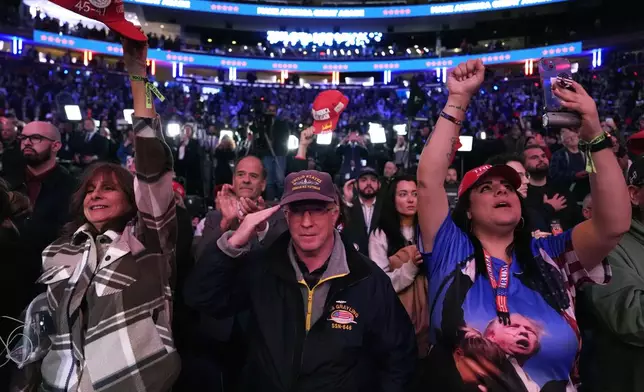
left=368, top=230, right=419, bottom=293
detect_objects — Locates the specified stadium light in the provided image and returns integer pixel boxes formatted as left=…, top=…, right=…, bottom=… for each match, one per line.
left=64, top=105, right=82, bottom=121
left=592, top=49, right=603, bottom=68
left=393, top=124, right=407, bottom=136
left=368, top=123, right=387, bottom=144
left=316, top=132, right=333, bottom=145
left=287, top=135, right=299, bottom=150
left=123, top=109, right=134, bottom=125
left=458, top=136, right=473, bottom=152
left=166, top=122, right=181, bottom=137
left=220, top=129, right=234, bottom=141
left=266, top=31, right=381, bottom=48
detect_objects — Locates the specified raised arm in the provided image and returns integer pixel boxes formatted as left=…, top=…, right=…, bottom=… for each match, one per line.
left=553, top=80, right=631, bottom=270
left=185, top=205, right=280, bottom=316
left=123, top=36, right=176, bottom=255
left=417, top=60, right=485, bottom=252
left=291, top=126, right=314, bottom=173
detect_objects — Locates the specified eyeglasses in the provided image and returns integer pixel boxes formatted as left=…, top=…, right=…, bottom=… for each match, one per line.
left=284, top=205, right=336, bottom=219
left=17, top=134, right=56, bottom=144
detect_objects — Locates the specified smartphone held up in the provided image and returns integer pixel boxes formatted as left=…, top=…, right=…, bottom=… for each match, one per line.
left=538, top=57, right=582, bottom=129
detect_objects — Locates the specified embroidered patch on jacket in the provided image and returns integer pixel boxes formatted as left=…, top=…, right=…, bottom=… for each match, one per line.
left=328, top=301, right=359, bottom=330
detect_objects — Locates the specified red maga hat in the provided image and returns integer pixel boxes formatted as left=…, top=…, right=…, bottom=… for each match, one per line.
left=50, top=0, right=147, bottom=42
left=457, top=164, right=522, bottom=198
left=311, top=90, right=349, bottom=134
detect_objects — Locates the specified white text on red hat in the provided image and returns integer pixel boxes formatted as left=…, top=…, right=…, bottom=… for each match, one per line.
left=312, top=108, right=331, bottom=121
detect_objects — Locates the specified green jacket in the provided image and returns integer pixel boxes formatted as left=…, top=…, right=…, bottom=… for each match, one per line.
left=580, top=218, right=644, bottom=392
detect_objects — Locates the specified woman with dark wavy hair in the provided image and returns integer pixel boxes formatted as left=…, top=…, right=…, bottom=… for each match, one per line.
left=368, top=175, right=421, bottom=294
left=416, top=59, right=630, bottom=391
left=368, top=174, right=430, bottom=389
left=61, top=162, right=136, bottom=236
left=17, top=35, right=180, bottom=392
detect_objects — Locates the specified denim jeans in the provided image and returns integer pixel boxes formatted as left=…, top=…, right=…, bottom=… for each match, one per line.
left=262, top=155, right=286, bottom=201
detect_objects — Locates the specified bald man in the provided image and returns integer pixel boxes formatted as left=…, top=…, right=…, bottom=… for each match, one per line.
left=20, top=121, right=61, bottom=177
left=9, top=121, right=77, bottom=295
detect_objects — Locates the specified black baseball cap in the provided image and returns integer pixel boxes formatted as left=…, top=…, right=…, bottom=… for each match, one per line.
left=356, top=166, right=379, bottom=179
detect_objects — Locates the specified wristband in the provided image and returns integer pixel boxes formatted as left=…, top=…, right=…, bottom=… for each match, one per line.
left=579, top=133, right=611, bottom=173
left=129, top=75, right=165, bottom=109
left=439, top=111, right=463, bottom=126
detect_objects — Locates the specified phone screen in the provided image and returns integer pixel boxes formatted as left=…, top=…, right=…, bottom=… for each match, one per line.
left=538, top=58, right=572, bottom=111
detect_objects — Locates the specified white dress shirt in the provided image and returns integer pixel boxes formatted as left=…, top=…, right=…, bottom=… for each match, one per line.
left=360, top=197, right=376, bottom=232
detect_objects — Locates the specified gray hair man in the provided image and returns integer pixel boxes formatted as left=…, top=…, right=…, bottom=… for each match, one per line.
left=185, top=169, right=417, bottom=392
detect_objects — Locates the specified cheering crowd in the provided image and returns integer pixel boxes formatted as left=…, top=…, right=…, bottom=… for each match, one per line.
left=1, top=24, right=644, bottom=392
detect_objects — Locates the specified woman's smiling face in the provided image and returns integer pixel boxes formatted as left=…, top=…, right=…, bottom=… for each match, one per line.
left=83, top=172, right=131, bottom=232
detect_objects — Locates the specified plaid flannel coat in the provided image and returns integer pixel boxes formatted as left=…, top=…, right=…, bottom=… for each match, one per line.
left=34, top=116, right=179, bottom=391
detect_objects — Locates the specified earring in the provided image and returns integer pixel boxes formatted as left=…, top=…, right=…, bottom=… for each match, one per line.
left=517, top=217, right=525, bottom=230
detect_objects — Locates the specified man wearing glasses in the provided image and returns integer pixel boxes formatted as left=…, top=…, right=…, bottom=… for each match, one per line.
left=185, top=169, right=416, bottom=392
left=10, top=121, right=77, bottom=294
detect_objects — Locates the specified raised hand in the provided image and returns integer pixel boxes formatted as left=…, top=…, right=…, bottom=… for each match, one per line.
left=343, top=179, right=356, bottom=202
left=120, top=29, right=148, bottom=77
left=552, top=79, right=602, bottom=141
left=238, top=196, right=266, bottom=218
left=217, top=186, right=239, bottom=231
left=228, top=205, right=280, bottom=248
left=447, top=59, right=485, bottom=99
left=299, top=127, right=315, bottom=148
left=238, top=196, right=269, bottom=231
left=543, top=193, right=567, bottom=212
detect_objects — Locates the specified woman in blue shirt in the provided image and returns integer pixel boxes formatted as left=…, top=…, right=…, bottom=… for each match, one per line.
left=416, top=59, right=631, bottom=392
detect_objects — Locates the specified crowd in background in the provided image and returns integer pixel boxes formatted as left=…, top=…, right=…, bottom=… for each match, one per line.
left=1, top=19, right=644, bottom=392
left=0, top=49, right=642, bottom=209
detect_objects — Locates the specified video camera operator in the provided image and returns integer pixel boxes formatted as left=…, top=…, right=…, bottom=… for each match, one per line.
left=250, top=98, right=289, bottom=201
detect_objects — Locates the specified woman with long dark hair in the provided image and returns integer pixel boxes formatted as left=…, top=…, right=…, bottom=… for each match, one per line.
left=368, top=175, right=420, bottom=293
left=417, top=59, right=630, bottom=391
left=19, top=36, right=179, bottom=391
left=368, top=175, right=430, bottom=388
